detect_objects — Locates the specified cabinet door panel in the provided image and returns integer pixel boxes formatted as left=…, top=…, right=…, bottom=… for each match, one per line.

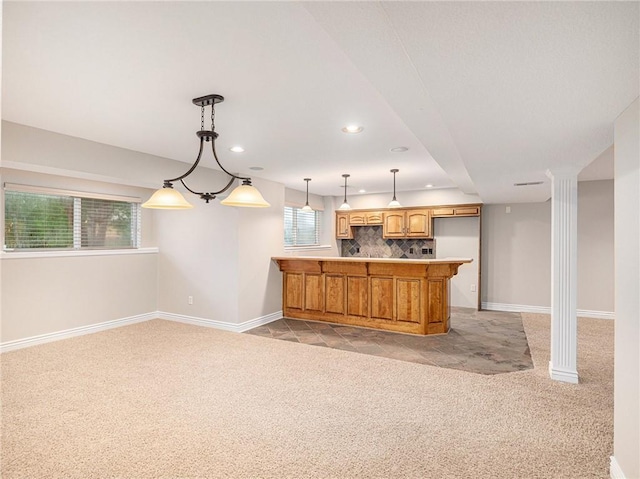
left=365, top=212, right=383, bottom=224
left=325, top=274, right=345, bottom=314
left=304, top=274, right=324, bottom=312
left=406, top=210, right=430, bottom=237
left=383, top=212, right=405, bottom=238
left=285, top=273, right=304, bottom=310
left=396, top=279, right=421, bottom=323
left=426, top=278, right=446, bottom=323
left=370, top=277, right=394, bottom=320
left=336, top=213, right=353, bottom=239
left=349, top=213, right=366, bottom=225
left=347, top=276, right=368, bottom=317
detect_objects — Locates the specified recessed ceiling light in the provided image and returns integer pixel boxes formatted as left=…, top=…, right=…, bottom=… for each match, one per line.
left=358, top=189, right=366, bottom=193
left=249, top=166, right=264, bottom=171
left=390, top=147, right=408, bottom=153
left=341, top=125, right=363, bottom=134
left=229, top=146, right=245, bottom=153
left=425, top=184, right=434, bottom=188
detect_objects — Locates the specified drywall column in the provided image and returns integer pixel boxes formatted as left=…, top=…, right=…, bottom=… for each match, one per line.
left=545, top=168, right=579, bottom=384
left=611, top=98, right=639, bottom=479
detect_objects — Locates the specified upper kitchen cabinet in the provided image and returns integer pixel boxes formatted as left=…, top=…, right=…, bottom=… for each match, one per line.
left=383, top=209, right=431, bottom=239
left=349, top=211, right=383, bottom=225
left=430, top=206, right=481, bottom=217
left=336, top=212, right=353, bottom=239
left=334, top=204, right=480, bottom=239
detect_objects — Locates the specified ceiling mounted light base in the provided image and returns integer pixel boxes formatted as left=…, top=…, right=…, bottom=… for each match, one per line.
left=192, top=94, right=224, bottom=107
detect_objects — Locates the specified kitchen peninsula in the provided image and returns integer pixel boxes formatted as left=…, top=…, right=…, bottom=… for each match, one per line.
left=272, top=257, right=472, bottom=335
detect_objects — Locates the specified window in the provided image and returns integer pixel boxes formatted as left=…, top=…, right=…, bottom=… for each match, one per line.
left=4, top=184, right=141, bottom=251
left=284, top=206, right=322, bottom=247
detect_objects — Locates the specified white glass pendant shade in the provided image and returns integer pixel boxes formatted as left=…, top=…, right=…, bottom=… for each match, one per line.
left=301, top=204, right=313, bottom=213
left=388, top=199, right=402, bottom=208
left=338, top=201, right=351, bottom=211
left=142, top=187, right=193, bottom=209
left=220, top=183, right=270, bottom=207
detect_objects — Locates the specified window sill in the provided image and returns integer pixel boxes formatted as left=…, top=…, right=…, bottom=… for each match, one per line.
left=284, top=245, right=333, bottom=252
left=0, top=247, right=159, bottom=260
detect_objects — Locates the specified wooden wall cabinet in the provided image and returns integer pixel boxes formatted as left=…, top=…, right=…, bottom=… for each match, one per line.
left=349, top=211, right=383, bottom=225
left=431, top=206, right=481, bottom=217
left=382, top=209, right=432, bottom=238
left=336, top=212, right=353, bottom=239
left=335, top=204, right=481, bottom=239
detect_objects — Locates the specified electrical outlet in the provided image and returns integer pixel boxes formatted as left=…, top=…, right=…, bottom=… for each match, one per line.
left=470, top=284, right=477, bottom=292
left=421, top=248, right=428, bottom=254
left=506, top=206, right=511, bottom=214
left=188, top=296, right=193, bottom=305
left=409, top=247, right=414, bottom=254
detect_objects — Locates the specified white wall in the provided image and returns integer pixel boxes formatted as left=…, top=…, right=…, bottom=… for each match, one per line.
left=1, top=253, right=157, bottom=342
left=238, top=177, right=286, bottom=322
left=0, top=165, right=160, bottom=343
left=1, top=122, right=290, bottom=343
left=613, top=98, right=639, bottom=479
left=577, top=180, right=614, bottom=313
left=482, top=202, right=552, bottom=308
left=481, top=180, right=615, bottom=315
left=434, top=217, right=480, bottom=309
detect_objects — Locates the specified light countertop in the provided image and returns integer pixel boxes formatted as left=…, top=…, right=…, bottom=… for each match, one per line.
left=272, top=256, right=473, bottom=265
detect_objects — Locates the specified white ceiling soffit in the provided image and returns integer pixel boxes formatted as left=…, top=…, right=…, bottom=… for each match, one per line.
left=306, top=1, right=639, bottom=203
left=1, top=1, right=454, bottom=198
left=2, top=2, right=638, bottom=203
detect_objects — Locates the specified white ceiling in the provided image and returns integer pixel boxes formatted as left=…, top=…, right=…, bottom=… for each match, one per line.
left=2, top=1, right=638, bottom=203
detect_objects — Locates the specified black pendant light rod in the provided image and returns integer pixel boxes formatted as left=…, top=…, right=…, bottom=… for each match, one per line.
left=304, top=178, right=311, bottom=205
left=342, top=174, right=350, bottom=203
left=163, top=94, right=252, bottom=203
left=391, top=168, right=399, bottom=200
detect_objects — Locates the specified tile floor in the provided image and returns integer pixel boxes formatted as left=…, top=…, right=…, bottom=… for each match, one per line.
left=244, top=308, right=533, bottom=375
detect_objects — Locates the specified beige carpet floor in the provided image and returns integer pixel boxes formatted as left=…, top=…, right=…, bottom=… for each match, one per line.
left=1, top=313, right=613, bottom=478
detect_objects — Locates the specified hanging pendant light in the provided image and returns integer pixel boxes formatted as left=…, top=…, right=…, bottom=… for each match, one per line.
left=301, top=178, right=313, bottom=212
left=142, top=94, right=270, bottom=209
left=338, top=174, right=351, bottom=210
left=388, top=169, right=402, bottom=208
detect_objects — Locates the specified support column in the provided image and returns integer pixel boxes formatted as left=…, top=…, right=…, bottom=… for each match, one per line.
left=546, top=168, right=580, bottom=383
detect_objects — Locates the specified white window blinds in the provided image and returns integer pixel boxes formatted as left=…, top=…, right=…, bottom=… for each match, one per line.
left=284, top=206, right=322, bottom=247
left=4, top=184, right=141, bottom=251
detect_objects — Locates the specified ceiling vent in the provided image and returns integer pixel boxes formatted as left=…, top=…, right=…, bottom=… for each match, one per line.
left=514, top=181, right=544, bottom=187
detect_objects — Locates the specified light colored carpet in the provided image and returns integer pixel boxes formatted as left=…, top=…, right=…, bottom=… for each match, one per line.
left=1, top=313, right=613, bottom=478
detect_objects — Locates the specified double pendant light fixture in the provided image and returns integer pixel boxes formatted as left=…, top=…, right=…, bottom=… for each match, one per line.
left=142, top=94, right=270, bottom=209
left=336, top=170, right=402, bottom=210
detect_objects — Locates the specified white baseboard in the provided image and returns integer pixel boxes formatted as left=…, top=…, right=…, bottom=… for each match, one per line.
left=0, top=312, right=156, bottom=353
left=481, top=302, right=614, bottom=320
left=610, top=456, right=626, bottom=479
left=0, top=310, right=283, bottom=353
left=157, top=310, right=282, bottom=333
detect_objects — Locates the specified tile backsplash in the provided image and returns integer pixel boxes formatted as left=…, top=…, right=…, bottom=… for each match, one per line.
left=341, top=226, right=435, bottom=259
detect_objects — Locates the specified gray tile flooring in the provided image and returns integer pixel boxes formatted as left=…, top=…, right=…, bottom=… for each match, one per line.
left=244, top=308, right=533, bottom=375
